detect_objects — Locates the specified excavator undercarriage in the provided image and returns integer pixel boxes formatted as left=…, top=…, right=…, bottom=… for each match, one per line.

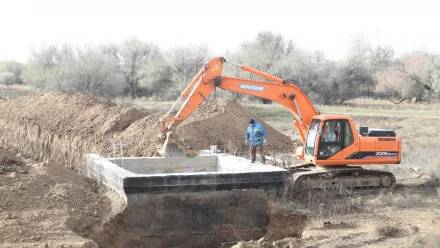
left=286, top=165, right=396, bottom=194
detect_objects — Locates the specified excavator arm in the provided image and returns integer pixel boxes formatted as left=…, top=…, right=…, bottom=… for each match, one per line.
left=158, top=57, right=319, bottom=156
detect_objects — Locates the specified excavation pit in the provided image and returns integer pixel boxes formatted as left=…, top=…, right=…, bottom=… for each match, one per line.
left=87, top=153, right=289, bottom=247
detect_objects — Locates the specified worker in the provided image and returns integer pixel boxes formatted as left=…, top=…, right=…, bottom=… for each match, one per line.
left=245, top=118, right=267, bottom=163
left=322, top=122, right=337, bottom=142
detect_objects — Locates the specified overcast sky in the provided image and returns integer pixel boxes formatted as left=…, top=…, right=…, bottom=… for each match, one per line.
left=1, top=0, right=439, bottom=62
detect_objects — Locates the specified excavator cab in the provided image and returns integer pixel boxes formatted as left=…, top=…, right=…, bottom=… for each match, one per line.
left=302, top=116, right=400, bottom=167
left=304, top=117, right=352, bottom=163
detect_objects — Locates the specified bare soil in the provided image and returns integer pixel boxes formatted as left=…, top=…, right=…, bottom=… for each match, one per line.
left=0, top=146, right=143, bottom=248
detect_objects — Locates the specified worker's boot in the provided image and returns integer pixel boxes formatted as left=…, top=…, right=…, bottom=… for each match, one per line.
left=250, top=146, right=256, bottom=163
left=259, top=145, right=266, bottom=164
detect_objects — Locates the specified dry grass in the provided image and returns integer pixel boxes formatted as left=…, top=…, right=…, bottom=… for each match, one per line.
left=374, top=225, right=401, bottom=238
left=0, top=84, right=34, bottom=99
left=283, top=181, right=363, bottom=221
left=371, top=190, right=427, bottom=208
left=410, top=234, right=440, bottom=248
left=131, top=99, right=174, bottom=113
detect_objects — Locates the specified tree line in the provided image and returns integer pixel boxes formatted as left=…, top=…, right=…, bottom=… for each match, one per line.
left=1, top=32, right=440, bottom=104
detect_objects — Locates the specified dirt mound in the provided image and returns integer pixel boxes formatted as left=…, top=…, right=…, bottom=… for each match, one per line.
left=179, top=99, right=293, bottom=154
left=0, top=92, right=293, bottom=171
left=0, top=92, right=149, bottom=170
left=0, top=92, right=147, bottom=138
left=118, top=99, right=293, bottom=157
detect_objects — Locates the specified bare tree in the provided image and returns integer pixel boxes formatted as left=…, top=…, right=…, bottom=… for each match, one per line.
left=165, top=44, right=211, bottom=98
left=58, top=52, right=124, bottom=97
left=224, top=31, right=294, bottom=103
left=102, top=37, right=160, bottom=98
left=375, top=51, right=440, bottom=103
left=30, top=44, right=61, bottom=69
left=370, top=45, right=395, bottom=73
left=0, top=61, right=24, bottom=85
left=232, top=31, right=293, bottom=78
left=139, top=58, right=174, bottom=100
left=26, top=43, right=125, bottom=97
left=0, top=72, right=16, bottom=85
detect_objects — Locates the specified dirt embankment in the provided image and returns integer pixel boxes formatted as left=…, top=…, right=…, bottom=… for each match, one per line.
left=0, top=146, right=141, bottom=247
left=0, top=92, right=293, bottom=172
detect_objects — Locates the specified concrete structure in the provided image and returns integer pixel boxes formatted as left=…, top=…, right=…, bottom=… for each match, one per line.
left=86, top=153, right=289, bottom=247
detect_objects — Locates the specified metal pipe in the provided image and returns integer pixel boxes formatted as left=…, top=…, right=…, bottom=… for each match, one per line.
left=167, top=72, right=205, bottom=130
left=163, top=96, right=182, bottom=119
left=226, top=60, right=283, bottom=83
left=242, top=65, right=284, bottom=83
left=293, top=99, right=304, bottom=121
left=181, top=68, right=205, bottom=98
left=226, top=60, right=242, bottom=67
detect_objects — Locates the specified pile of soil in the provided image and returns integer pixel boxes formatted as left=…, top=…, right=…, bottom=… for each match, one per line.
left=0, top=92, right=148, bottom=138
left=0, top=92, right=293, bottom=171
left=119, top=99, right=294, bottom=157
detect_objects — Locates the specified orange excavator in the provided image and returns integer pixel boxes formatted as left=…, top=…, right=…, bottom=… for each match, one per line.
left=158, top=57, right=400, bottom=191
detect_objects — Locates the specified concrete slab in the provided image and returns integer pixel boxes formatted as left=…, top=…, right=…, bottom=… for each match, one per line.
left=86, top=153, right=289, bottom=247
left=88, top=153, right=288, bottom=195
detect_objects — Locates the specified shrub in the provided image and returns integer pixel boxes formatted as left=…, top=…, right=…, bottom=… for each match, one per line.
left=0, top=72, right=16, bottom=85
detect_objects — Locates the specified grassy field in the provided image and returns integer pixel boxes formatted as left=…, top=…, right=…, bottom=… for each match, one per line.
left=0, top=84, right=35, bottom=99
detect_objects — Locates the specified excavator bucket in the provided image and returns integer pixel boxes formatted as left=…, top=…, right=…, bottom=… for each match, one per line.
left=157, top=131, right=198, bottom=157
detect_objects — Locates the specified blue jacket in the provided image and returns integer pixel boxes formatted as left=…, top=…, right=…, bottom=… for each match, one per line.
left=245, top=123, right=267, bottom=146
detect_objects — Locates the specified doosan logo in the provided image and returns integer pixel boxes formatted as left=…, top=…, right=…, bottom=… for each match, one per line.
left=239, top=84, right=266, bottom=92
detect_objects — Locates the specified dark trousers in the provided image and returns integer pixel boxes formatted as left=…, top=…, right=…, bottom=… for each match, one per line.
left=250, top=144, right=265, bottom=163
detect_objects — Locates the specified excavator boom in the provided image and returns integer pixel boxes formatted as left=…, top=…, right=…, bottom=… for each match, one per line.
left=158, top=57, right=319, bottom=156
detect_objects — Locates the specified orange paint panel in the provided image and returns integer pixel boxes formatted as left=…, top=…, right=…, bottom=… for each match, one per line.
left=359, top=137, right=377, bottom=152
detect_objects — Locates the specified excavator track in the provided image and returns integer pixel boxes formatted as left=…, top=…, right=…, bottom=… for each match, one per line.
left=285, top=166, right=396, bottom=196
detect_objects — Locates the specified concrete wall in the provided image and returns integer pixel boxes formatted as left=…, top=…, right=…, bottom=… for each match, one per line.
left=127, top=189, right=276, bottom=247
left=110, top=156, right=218, bottom=174
left=86, top=154, right=289, bottom=248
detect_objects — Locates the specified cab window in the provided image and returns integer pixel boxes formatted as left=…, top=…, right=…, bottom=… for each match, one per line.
left=318, top=119, right=354, bottom=159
